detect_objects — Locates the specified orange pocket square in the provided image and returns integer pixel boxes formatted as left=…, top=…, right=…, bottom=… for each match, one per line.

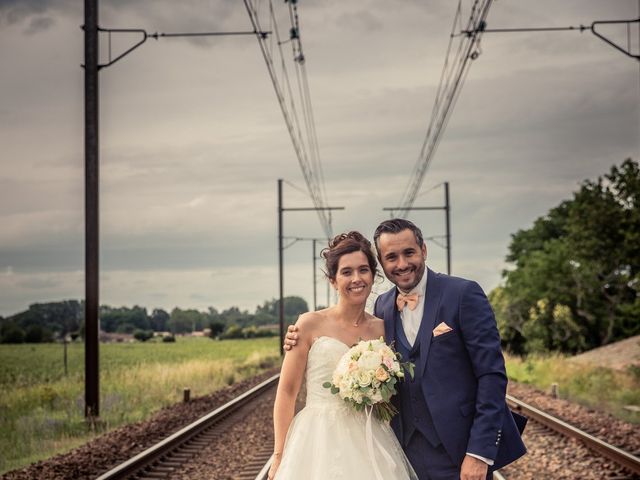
left=432, top=322, right=453, bottom=337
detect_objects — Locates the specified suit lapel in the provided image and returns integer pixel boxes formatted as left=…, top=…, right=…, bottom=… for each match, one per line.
left=383, top=290, right=399, bottom=347
left=418, top=268, right=443, bottom=376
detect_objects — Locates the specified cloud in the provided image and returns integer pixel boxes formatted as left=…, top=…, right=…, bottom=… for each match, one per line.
left=24, top=15, right=55, bottom=34
left=1, top=0, right=638, bottom=317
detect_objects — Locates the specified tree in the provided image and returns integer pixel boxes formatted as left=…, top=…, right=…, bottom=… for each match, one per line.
left=494, top=159, right=640, bottom=354
left=168, top=308, right=207, bottom=334
left=149, top=308, right=170, bottom=331
left=1, top=323, right=25, bottom=344
left=100, top=305, right=149, bottom=333
left=258, top=296, right=309, bottom=325
left=8, top=300, right=83, bottom=338
left=24, top=325, right=53, bottom=343
left=219, top=306, right=253, bottom=328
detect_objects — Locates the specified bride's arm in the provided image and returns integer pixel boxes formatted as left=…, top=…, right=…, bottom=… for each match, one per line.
left=269, top=314, right=314, bottom=478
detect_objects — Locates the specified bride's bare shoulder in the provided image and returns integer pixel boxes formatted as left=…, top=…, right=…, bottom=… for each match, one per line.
left=368, top=314, right=385, bottom=337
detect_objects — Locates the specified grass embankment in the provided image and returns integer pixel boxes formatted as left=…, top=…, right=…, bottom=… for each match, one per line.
left=0, top=337, right=280, bottom=474
left=505, top=353, right=640, bottom=423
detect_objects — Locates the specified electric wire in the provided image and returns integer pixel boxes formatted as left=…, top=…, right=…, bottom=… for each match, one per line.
left=397, top=0, right=493, bottom=217
left=244, top=0, right=332, bottom=237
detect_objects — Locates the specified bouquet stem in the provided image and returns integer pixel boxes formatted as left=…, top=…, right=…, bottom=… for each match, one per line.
left=372, top=402, right=398, bottom=422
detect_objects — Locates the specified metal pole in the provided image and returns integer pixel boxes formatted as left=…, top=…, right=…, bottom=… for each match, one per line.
left=312, top=239, right=317, bottom=310
left=84, top=0, right=100, bottom=418
left=277, top=179, right=284, bottom=356
left=444, top=181, right=451, bottom=275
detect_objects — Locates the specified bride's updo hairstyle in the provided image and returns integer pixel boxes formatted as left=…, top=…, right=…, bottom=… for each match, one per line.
left=321, top=231, right=378, bottom=281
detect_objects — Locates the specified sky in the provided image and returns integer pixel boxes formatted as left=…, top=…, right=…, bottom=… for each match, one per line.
left=0, top=0, right=638, bottom=318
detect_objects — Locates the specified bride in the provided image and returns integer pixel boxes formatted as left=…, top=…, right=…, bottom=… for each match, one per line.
left=269, top=231, right=417, bottom=480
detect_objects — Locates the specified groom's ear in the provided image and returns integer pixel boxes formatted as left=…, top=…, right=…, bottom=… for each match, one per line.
left=421, top=242, right=427, bottom=259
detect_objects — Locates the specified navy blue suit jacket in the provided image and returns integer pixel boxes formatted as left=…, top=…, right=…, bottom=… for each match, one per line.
left=373, top=268, right=526, bottom=469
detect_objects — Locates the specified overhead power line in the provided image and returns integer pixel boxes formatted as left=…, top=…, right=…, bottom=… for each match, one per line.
left=244, top=0, right=332, bottom=238
left=462, top=18, right=640, bottom=61
left=397, top=0, right=493, bottom=218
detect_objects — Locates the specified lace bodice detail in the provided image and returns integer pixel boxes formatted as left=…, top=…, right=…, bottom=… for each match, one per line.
left=305, top=336, right=350, bottom=407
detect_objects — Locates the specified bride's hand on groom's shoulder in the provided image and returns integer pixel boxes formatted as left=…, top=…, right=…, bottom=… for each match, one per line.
left=283, top=325, right=299, bottom=351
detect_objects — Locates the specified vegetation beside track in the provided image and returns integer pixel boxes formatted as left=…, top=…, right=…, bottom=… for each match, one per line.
left=505, top=353, right=640, bottom=424
left=0, top=336, right=280, bottom=474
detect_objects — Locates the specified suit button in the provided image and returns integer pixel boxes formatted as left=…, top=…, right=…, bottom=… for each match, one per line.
left=414, top=416, right=419, bottom=422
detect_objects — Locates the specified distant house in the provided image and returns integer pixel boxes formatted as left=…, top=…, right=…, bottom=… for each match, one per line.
left=191, top=329, right=211, bottom=337
left=99, top=331, right=134, bottom=343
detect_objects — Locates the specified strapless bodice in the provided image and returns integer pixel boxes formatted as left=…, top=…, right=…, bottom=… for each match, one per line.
left=305, top=336, right=350, bottom=407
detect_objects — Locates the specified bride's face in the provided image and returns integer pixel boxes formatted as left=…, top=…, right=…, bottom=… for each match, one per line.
left=331, top=251, right=373, bottom=303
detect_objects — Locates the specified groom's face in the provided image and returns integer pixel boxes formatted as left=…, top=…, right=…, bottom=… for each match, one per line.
left=377, top=229, right=427, bottom=292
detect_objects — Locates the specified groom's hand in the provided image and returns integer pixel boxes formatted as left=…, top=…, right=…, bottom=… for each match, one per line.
left=283, top=325, right=299, bottom=351
left=460, top=455, right=489, bottom=480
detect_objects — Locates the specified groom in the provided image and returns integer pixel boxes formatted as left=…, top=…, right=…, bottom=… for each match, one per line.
left=371, top=219, right=525, bottom=479
left=286, top=218, right=526, bottom=479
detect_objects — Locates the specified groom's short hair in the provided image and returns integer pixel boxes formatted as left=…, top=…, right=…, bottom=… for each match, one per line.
left=373, top=219, right=425, bottom=258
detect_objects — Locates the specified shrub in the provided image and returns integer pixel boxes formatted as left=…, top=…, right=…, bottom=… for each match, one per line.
left=133, top=330, right=153, bottom=342
left=219, top=324, right=243, bottom=340
left=208, top=322, right=225, bottom=339
left=24, top=326, right=53, bottom=343
left=2, top=326, right=25, bottom=344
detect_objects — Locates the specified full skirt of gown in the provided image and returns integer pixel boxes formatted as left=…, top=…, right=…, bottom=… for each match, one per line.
left=274, top=336, right=418, bottom=480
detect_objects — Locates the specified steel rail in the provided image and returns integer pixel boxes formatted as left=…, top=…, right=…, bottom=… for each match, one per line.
left=506, top=394, right=640, bottom=476
left=96, top=373, right=280, bottom=480
left=254, top=455, right=273, bottom=480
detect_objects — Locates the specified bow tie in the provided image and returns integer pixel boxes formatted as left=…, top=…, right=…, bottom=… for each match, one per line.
left=396, top=292, right=419, bottom=311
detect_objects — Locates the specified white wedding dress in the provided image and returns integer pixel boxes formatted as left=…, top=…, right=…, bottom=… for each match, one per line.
left=274, top=336, right=418, bottom=479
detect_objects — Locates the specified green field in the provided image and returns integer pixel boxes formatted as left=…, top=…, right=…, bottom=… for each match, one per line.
left=505, top=354, right=640, bottom=423
left=0, top=337, right=281, bottom=474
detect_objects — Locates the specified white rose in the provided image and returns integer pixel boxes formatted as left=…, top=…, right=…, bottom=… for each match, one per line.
left=358, top=350, right=382, bottom=371
left=356, top=370, right=372, bottom=387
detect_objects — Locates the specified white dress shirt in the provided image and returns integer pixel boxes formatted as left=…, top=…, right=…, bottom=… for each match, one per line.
left=398, top=269, right=428, bottom=346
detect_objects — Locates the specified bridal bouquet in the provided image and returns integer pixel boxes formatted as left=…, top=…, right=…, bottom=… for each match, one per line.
left=323, top=337, right=414, bottom=421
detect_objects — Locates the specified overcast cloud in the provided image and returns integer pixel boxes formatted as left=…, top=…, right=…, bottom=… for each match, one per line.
left=1, top=0, right=638, bottom=316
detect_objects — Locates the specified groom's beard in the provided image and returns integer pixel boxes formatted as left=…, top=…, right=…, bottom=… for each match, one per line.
left=391, top=263, right=425, bottom=292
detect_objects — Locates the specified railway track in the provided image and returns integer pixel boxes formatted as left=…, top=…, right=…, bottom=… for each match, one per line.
left=95, top=374, right=280, bottom=480
left=96, top=381, right=639, bottom=480
left=502, top=394, right=640, bottom=479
